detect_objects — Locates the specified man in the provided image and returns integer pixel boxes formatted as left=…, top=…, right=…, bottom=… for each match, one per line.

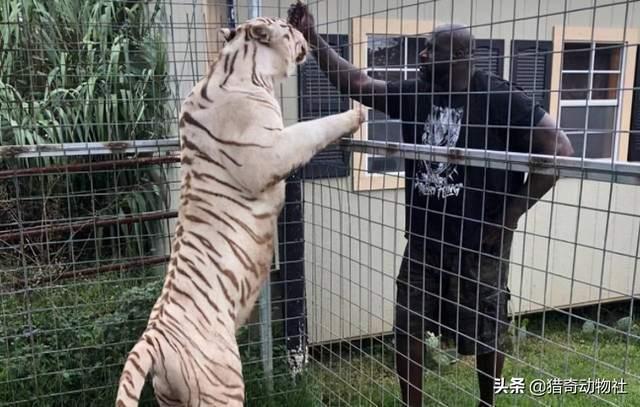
left=288, top=3, right=573, bottom=406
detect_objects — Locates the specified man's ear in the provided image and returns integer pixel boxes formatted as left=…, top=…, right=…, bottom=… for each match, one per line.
left=220, top=27, right=237, bottom=42
left=249, top=22, right=272, bottom=44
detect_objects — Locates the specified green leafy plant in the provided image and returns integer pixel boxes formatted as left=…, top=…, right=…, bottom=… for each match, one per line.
left=0, top=0, right=173, bottom=281
left=0, top=1, right=174, bottom=403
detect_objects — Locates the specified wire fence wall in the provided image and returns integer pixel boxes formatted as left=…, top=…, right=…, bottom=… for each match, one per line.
left=1, top=0, right=640, bottom=406
left=0, top=1, right=307, bottom=406
left=0, top=0, right=178, bottom=404
left=298, top=0, right=640, bottom=406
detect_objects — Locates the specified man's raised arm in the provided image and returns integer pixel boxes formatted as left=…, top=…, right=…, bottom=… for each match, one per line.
left=288, top=1, right=390, bottom=111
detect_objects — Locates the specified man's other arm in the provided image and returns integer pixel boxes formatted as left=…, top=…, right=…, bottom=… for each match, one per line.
left=506, top=113, right=574, bottom=228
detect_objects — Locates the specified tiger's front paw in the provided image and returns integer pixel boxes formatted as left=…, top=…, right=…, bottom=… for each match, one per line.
left=346, top=107, right=366, bottom=133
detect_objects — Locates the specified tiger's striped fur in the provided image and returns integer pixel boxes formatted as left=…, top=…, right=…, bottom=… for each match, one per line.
left=115, top=17, right=364, bottom=406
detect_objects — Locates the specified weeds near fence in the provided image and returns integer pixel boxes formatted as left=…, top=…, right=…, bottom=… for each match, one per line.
left=0, top=270, right=316, bottom=406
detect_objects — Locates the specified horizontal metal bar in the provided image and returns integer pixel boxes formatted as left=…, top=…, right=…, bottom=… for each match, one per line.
left=6, top=255, right=170, bottom=292
left=340, top=139, right=640, bottom=186
left=4, top=138, right=640, bottom=185
left=0, top=210, right=178, bottom=243
left=0, top=138, right=180, bottom=159
left=0, top=156, right=180, bottom=179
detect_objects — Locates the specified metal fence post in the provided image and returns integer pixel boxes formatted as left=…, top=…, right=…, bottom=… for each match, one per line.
left=278, top=170, right=308, bottom=377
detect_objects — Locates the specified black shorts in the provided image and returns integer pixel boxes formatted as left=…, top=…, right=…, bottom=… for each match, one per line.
left=394, top=237, right=512, bottom=355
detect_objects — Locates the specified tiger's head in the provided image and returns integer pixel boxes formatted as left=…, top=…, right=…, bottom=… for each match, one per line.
left=220, top=17, right=308, bottom=79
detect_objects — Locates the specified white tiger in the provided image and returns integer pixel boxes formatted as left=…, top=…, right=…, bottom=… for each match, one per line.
left=115, top=16, right=364, bottom=407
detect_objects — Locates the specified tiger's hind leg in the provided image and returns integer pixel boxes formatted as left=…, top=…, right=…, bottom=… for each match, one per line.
left=151, top=339, right=245, bottom=407
left=152, top=378, right=184, bottom=407
left=139, top=327, right=197, bottom=407
left=200, top=338, right=245, bottom=407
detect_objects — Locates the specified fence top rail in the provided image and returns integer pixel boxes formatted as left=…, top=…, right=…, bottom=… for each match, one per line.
left=0, top=139, right=180, bottom=159
left=340, top=139, right=640, bottom=186
left=2, top=138, right=640, bottom=185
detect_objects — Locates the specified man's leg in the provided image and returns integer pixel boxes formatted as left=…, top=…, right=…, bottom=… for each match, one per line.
left=458, top=245, right=511, bottom=407
left=396, top=332, right=424, bottom=407
left=476, top=351, right=505, bottom=407
left=476, top=261, right=511, bottom=406
left=394, top=247, right=428, bottom=407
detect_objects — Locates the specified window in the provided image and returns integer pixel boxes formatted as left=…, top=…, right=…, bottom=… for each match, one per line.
left=351, top=18, right=438, bottom=191
left=364, top=36, right=506, bottom=176
left=365, top=35, right=426, bottom=175
left=549, top=27, right=639, bottom=162
left=559, top=42, right=624, bottom=159
left=352, top=18, right=507, bottom=191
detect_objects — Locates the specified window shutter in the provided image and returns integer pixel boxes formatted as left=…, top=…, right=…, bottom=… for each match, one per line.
left=474, top=39, right=505, bottom=77
left=628, top=45, right=640, bottom=162
left=298, top=34, right=350, bottom=179
left=510, top=40, right=553, bottom=111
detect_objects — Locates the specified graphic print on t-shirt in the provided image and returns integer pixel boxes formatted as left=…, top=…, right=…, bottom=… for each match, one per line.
left=414, top=105, right=464, bottom=198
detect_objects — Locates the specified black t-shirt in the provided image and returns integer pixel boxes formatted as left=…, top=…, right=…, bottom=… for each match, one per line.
left=384, top=70, right=546, bottom=255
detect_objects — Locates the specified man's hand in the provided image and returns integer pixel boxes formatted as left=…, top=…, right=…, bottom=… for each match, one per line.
left=288, top=1, right=316, bottom=41
left=286, top=0, right=390, bottom=112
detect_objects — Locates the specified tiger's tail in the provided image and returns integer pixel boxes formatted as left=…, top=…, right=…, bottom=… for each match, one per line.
left=115, top=339, right=154, bottom=407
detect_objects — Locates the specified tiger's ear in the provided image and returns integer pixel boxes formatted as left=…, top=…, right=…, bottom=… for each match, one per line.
left=249, top=22, right=272, bottom=44
left=220, top=27, right=237, bottom=42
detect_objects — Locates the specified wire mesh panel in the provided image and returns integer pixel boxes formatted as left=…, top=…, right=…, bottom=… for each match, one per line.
left=295, top=0, right=640, bottom=406
left=2, top=0, right=640, bottom=406
left=0, top=1, right=309, bottom=405
left=0, top=1, right=178, bottom=404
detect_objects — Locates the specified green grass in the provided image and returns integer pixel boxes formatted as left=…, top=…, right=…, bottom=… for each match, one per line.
left=2, top=274, right=638, bottom=406
left=305, top=309, right=640, bottom=406
left=0, top=272, right=161, bottom=406
left=0, top=275, right=315, bottom=406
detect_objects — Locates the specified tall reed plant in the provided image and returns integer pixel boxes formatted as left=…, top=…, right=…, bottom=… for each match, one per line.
left=0, top=0, right=173, bottom=278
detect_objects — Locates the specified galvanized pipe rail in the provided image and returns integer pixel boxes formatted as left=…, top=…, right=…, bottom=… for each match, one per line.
left=3, top=138, right=639, bottom=185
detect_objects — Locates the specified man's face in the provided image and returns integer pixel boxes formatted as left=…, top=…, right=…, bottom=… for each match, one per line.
left=418, top=33, right=473, bottom=90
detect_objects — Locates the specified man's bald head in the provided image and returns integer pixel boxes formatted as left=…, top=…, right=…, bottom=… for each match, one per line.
left=431, top=24, right=475, bottom=55
left=419, top=23, right=475, bottom=91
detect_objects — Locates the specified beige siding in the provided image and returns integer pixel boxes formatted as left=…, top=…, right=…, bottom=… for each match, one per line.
left=304, top=179, right=406, bottom=342
left=510, top=179, right=640, bottom=315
